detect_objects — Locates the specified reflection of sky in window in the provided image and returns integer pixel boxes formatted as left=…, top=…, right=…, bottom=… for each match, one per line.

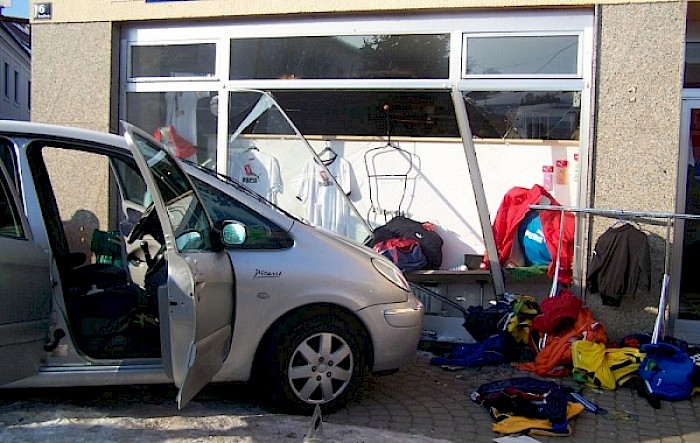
left=467, top=36, right=578, bottom=75
left=339, top=36, right=370, bottom=49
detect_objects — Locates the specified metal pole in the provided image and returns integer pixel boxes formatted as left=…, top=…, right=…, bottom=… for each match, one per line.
left=451, top=86, right=505, bottom=295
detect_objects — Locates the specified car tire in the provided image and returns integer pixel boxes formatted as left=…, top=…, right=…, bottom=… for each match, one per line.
left=261, top=309, right=368, bottom=414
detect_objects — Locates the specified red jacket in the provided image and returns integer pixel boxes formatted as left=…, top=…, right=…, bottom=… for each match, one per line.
left=486, top=185, right=575, bottom=284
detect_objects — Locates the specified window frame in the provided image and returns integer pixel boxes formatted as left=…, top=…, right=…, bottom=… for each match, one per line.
left=13, top=70, right=19, bottom=104
left=3, top=62, right=9, bottom=99
left=120, top=10, right=593, bottom=143
left=126, top=39, right=221, bottom=83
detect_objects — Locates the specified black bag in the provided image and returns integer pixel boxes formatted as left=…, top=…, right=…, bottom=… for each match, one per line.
left=369, top=216, right=443, bottom=269
left=463, top=303, right=511, bottom=342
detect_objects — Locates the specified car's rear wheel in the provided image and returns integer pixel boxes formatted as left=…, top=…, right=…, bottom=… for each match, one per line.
left=261, top=310, right=367, bottom=414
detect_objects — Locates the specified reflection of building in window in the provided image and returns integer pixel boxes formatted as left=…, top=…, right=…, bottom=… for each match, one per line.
left=465, top=91, right=580, bottom=140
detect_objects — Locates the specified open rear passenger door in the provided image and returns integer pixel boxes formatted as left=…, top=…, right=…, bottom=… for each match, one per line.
left=122, top=122, right=235, bottom=409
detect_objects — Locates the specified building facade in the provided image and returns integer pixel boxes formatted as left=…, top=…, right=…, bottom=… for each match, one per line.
left=27, top=0, right=700, bottom=343
left=0, top=16, right=30, bottom=121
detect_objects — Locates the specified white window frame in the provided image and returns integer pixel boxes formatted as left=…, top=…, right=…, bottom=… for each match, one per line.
left=121, top=8, right=593, bottom=90
left=125, top=39, right=221, bottom=83
left=120, top=9, right=594, bottom=171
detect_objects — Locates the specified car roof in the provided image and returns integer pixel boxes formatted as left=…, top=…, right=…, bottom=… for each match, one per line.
left=0, top=120, right=129, bottom=150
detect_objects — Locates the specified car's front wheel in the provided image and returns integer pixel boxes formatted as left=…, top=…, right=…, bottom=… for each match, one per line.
left=261, top=310, right=368, bottom=414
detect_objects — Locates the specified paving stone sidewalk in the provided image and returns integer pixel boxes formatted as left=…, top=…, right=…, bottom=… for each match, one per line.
left=1, top=351, right=698, bottom=442
left=325, top=352, right=700, bottom=443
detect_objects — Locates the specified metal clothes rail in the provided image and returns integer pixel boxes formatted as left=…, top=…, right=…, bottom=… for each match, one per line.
left=530, top=204, right=700, bottom=343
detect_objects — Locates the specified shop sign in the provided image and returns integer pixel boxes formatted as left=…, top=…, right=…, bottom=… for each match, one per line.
left=33, top=3, right=52, bottom=20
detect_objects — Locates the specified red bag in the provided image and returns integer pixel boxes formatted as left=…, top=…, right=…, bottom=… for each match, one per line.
left=373, top=237, right=427, bottom=272
left=530, top=290, right=582, bottom=337
left=517, top=307, right=607, bottom=378
left=153, top=125, right=197, bottom=160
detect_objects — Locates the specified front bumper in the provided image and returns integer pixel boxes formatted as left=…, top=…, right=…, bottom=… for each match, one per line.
left=357, top=295, right=424, bottom=372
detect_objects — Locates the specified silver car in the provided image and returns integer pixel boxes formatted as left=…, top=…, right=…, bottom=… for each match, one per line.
left=0, top=107, right=423, bottom=412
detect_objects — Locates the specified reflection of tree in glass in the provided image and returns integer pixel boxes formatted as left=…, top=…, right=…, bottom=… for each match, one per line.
left=358, top=35, right=449, bottom=79
left=274, top=38, right=341, bottom=79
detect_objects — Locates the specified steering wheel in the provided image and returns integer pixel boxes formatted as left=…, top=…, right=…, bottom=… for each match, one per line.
left=128, top=203, right=163, bottom=244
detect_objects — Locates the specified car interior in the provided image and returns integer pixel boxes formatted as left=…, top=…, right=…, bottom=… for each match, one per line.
left=26, top=141, right=164, bottom=360
left=9, top=136, right=290, bottom=363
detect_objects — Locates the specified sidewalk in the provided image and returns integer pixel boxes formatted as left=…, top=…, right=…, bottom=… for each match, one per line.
left=1, top=351, right=698, bottom=442
left=324, top=352, right=700, bottom=443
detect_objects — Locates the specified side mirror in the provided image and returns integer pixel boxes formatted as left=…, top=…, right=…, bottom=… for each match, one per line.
left=222, top=221, right=247, bottom=246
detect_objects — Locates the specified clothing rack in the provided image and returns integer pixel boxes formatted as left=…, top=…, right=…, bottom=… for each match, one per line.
left=530, top=204, right=700, bottom=344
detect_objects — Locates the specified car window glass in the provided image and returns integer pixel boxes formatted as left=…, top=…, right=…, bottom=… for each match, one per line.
left=0, top=138, right=18, bottom=187
left=192, top=176, right=293, bottom=249
left=112, top=158, right=149, bottom=207
left=0, top=164, right=25, bottom=239
left=128, top=131, right=213, bottom=252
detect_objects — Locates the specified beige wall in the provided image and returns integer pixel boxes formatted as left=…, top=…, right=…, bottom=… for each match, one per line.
left=28, top=0, right=677, bottom=23
left=32, top=22, right=116, bottom=132
left=32, top=21, right=118, bottom=242
left=586, top=1, right=686, bottom=341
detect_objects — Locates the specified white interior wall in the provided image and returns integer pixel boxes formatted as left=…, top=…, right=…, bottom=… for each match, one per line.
left=305, top=139, right=580, bottom=269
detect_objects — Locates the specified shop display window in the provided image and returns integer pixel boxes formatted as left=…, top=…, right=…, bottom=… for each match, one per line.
left=464, top=34, right=580, bottom=77
left=125, top=91, right=218, bottom=168
left=130, top=43, right=216, bottom=78
left=230, top=35, right=449, bottom=80
left=270, top=90, right=457, bottom=138
left=463, top=91, right=581, bottom=140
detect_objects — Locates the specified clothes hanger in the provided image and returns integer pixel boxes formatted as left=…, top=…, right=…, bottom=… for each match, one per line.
left=363, top=103, right=415, bottom=223
left=610, top=217, right=628, bottom=229
left=319, top=141, right=337, bottom=164
left=610, top=217, right=642, bottom=230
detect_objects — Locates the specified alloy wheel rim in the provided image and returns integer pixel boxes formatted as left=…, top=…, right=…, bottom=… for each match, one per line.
left=288, top=332, right=354, bottom=404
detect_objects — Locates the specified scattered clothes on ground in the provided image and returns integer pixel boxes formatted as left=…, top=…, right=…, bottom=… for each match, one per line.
left=471, top=377, right=584, bottom=437
left=430, top=331, right=516, bottom=368
left=463, top=301, right=512, bottom=342
left=529, top=290, right=581, bottom=341
left=567, top=392, right=607, bottom=415
left=571, top=340, right=644, bottom=390
left=517, top=307, right=607, bottom=378
left=503, top=295, right=540, bottom=345
left=638, top=342, right=695, bottom=403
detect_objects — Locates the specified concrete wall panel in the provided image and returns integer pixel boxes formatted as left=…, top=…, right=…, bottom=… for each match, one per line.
left=32, top=22, right=114, bottom=133
left=589, top=1, right=685, bottom=341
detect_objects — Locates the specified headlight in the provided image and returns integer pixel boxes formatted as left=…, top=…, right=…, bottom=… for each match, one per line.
left=372, top=257, right=410, bottom=292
